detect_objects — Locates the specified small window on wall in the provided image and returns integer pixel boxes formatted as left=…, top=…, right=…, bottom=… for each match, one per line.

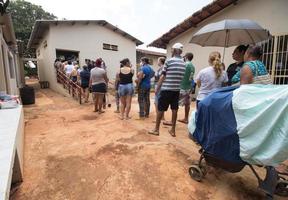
left=103, top=43, right=118, bottom=51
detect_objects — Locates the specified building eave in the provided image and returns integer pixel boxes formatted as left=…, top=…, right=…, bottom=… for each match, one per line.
left=148, top=0, right=240, bottom=49
left=28, top=20, right=143, bottom=49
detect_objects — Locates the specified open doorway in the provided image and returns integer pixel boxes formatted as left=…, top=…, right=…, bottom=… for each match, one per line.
left=56, top=49, right=79, bottom=63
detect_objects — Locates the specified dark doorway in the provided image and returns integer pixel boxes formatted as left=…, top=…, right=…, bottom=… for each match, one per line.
left=56, top=49, right=79, bottom=62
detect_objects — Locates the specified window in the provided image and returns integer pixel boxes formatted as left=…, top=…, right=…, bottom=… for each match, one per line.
left=260, top=34, right=288, bottom=84
left=43, top=40, right=47, bottom=48
left=103, top=43, right=118, bottom=51
left=111, top=45, right=118, bottom=51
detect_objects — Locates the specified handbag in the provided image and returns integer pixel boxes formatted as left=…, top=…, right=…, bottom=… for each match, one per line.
left=252, top=61, right=272, bottom=84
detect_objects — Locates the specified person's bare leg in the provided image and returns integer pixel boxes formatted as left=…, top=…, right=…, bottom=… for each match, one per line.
left=85, top=88, right=89, bottom=102
left=98, top=94, right=104, bottom=113
left=120, top=96, right=126, bottom=120
left=94, top=94, right=98, bottom=112
left=169, top=110, right=178, bottom=137
left=179, top=104, right=190, bottom=124
left=125, top=95, right=132, bottom=119
left=148, top=111, right=163, bottom=135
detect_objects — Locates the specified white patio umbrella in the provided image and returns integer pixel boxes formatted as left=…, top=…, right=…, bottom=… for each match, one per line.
left=189, top=19, right=271, bottom=60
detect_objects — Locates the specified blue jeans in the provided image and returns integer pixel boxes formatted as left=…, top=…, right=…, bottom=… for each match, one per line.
left=118, top=83, right=134, bottom=96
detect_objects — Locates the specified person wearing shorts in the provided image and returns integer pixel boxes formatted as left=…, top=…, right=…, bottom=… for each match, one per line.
left=178, top=52, right=195, bottom=124
left=149, top=43, right=186, bottom=137
left=80, top=65, right=90, bottom=103
left=90, top=60, right=108, bottom=113
left=117, top=58, right=134, bottom=120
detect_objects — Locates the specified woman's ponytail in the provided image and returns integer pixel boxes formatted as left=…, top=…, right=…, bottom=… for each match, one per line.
left=209, top=52, right=222, bottom=79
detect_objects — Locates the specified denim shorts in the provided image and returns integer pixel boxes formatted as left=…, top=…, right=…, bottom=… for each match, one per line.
left=118, top=83, right=134, bottom=97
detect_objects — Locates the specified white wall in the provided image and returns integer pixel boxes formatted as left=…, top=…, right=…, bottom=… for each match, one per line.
left=49, top=24, right=137, bottom=80
left=0, top=31, right=19, bottom=95
left=166, top=0, right=288, bottom=77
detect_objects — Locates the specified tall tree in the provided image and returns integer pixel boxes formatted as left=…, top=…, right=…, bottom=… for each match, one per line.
left=7, top=0, right=57, bottom=57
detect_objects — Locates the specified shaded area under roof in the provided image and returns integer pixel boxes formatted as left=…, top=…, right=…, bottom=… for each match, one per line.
left=136, top=48, right=166, bottom=57
left=28, top=20, right=143, bottom=48
left=148, top=0, right=240, bottom=49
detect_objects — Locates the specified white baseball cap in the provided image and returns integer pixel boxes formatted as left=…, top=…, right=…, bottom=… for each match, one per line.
left=172, top=43, right=183, bottom=50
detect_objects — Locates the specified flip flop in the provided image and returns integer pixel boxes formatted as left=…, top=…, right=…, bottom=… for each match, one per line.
left=178, top=119, right=188, bottom=124
left=148, top=130, right=159, bottom=136
left=168, top=129, right=176, bottom=137
left=163, top=121, right=172, bottom=126
left=98, top=110, right=105, bottom=114
left=119, top=116, right=124, bottom=120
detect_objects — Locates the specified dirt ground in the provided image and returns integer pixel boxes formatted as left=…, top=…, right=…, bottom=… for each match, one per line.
left=11, top=84, right=286, bottom=200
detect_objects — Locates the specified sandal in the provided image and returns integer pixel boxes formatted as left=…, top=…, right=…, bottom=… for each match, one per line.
left=168, top=129, right=176, bottom=137
left=178, top=119, right=188, bottom=124
left=148, top=130, right=159, bottom=136
left=163, top=121, right=172, bottom=126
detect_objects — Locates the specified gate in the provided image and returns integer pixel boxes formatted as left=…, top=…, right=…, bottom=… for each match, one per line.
left=261, top=34, right=288, bottom=84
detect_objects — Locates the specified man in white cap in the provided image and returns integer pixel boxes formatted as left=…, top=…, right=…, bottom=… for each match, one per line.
left=149, top=43, right=186, bottom=137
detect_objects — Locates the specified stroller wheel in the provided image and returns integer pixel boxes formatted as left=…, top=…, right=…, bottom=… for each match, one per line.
left=274, top=179, right=288, bottom=197
left=189, top=165, right=203, bottom=182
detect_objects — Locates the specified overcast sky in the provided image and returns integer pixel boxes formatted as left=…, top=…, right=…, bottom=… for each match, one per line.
left=27, top=0, right=212, bottom=51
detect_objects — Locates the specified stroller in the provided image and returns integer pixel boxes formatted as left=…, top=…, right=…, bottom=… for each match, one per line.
left=188, top=85, right=288, bottom=199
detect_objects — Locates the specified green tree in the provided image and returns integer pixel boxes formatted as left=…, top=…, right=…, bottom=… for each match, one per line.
left=7, top=0, right=57, bottom=57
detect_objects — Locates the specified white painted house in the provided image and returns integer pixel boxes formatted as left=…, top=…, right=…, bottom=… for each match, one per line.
left=28, top=20, right=143, bottom=95
left=0, top=12, right=24, bottom=200
left=149, top=0, right=288, bottom=85
left=0, top=13, right=23, bottom=95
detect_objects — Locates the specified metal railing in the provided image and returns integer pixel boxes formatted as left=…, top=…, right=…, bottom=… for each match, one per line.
left=56, top=69, right=82, bottom=104
left=261, top=34, right=288, bottom=84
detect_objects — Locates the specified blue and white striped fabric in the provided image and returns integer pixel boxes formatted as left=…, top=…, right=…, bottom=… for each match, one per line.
left=161, top=56, right=186, bottom=91
left=188, top=84, right=288, bottom=166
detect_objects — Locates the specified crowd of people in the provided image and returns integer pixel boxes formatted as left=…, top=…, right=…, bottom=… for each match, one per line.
left=53, top=43, right=270, bottom=137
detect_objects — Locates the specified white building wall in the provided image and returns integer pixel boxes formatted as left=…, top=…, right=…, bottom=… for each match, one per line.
left=0, top=31, right=19, bottom=95
left=48, top=24, right=137, bottom=82
left=166, top=0, right=288, bottom=77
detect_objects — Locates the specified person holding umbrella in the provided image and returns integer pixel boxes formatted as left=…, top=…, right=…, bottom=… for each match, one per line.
left=227, top=45, right=248, bottom=85
left=231, top=45, right=271, bottom=85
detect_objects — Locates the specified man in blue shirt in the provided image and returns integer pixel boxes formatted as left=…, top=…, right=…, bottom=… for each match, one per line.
left=136, top=57, right=155, bottom=119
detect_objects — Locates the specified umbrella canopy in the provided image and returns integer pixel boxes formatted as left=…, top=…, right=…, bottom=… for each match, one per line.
left=190, top=19, right=271, bottom=47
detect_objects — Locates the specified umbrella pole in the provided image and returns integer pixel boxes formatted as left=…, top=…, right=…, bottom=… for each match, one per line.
left=222, top=30, right=229, bottom=63
left=222, top=47, right=226, bottom=63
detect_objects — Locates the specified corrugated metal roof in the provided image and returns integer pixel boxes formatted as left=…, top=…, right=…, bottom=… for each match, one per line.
left=27, top=20, right=143, bottom=48
left=148, top=0, right=240, bottom=49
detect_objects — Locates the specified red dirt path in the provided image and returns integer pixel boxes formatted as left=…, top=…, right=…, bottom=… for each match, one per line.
left=11, top=86, right=286, bottom=200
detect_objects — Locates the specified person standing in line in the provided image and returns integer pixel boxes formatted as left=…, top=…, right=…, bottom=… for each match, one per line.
left=226, top=45, right=248, bottom=85
left=80, top=65, right=90, bottom=103
left=154, top=57, right=166, bottom=121
left=64, top=60, right=74, bottom=77
left=117, top=58, right=134, bottom=120
left=148, top=43, right=186, bottom=137
left=89, top=59, right=109, bottom=113
left=178, top=52, right=195, bottom=124
left=136, top=57, right=155, bottom=119
left=114, top=67, right=121, bottom=113
left=195, top=51, right=228, bottom=109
